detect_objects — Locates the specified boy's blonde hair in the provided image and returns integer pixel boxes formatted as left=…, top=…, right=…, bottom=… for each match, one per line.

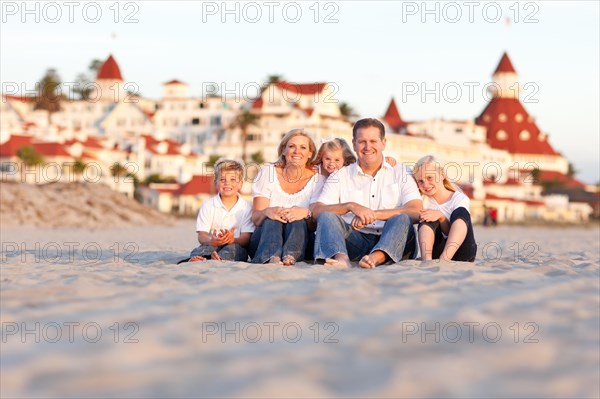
left=315, top=138, right=357, bottom=167
left=412, top=155, right=456, bottom=193
left=214, top=159, right=244, bottom=182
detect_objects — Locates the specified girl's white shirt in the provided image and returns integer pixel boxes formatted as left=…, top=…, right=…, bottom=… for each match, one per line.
left=422, top=190, right=470, bottom=221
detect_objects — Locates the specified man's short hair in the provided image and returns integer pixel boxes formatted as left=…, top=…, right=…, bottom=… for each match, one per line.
left=352, top=118, right=385, bottom=140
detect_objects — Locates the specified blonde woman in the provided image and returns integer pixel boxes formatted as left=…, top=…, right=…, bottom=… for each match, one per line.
left=249, top=129, right=320, bottom=266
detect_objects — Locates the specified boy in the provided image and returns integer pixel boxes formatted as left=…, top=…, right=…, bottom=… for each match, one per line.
left=179, top=160, right=254, bottom=263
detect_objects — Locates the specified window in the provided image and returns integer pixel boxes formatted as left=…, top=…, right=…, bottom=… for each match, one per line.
left=192, top=118, right=200, bottom=125
left=498, top=113, right=507, bottom=122
left=519, top=130, right=530, bottom=140
left=515, top=113, right=523, bottom=122
left=210, top=115, right=221, bottom=126
left=198, top=102, right=204, bottom=109
left=496, top=130, right=508, bottom=140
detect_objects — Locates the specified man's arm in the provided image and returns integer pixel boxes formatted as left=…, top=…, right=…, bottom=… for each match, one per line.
left=312, top=201, right=377, bottom=225
left=373, top=199, right=423, bottom=223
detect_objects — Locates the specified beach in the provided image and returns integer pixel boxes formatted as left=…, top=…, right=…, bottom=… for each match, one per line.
left=1, top=221, right=599, bottom=398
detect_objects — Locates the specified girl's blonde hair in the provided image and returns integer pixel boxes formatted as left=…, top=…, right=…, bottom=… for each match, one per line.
left=276, top=128, right=317, bottom=167
left=314, top=138, right=357, bottom=167
left=412, top=155, right=456, bottom=193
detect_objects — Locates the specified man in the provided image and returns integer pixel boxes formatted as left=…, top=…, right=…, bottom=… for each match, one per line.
left=312, top=118, right=422, bottom=268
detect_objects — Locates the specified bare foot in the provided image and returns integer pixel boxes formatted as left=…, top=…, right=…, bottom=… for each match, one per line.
left=268, top=256, right=283, bottom=265
left=282, top=255, right=296, bottom=266
left=211, top=251, right=222, bottom=260
left=189, top=256, right=207, bottom=262
left=359, top=250, right=387, bottom=269
left=324, top=254, right=351, bottom=268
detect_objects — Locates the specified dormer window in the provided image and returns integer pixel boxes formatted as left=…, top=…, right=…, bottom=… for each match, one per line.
left=519, top=130, right=530, bottom=140
left=496, top=130, right=508, bottom=140
left=515, top=113, right=523, bottom=122
left=498, top=113, right=507, bottom=122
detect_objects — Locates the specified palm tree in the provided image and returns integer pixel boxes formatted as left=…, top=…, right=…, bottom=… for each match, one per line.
left=16, top=146, right=44, bottom=167
left=339, top=102, right=355, bottom=119
left=34, top=68, right=62, bottom=123
left=567, top=162, right=578, bottom=178
left=265, top=74, right=284, bottom=85
left=72, top=159, right=87, bottom=180
left=230, top=111, right=260, bottom=163
left=110, top=162, right=127, bottom=177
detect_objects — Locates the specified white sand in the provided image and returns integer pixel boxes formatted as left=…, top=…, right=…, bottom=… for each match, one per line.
left=1, top=222, right=599, bottom=398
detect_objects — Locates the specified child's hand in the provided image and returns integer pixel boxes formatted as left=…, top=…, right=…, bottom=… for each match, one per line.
left=210, top=228, right=235, bottom=246
left=419, top=209, right=443, bottom=223
left=385, top=156, right=397, bottom=167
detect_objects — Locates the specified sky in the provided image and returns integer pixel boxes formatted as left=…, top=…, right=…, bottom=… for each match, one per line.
left=1, top=0, right=599, bottom=183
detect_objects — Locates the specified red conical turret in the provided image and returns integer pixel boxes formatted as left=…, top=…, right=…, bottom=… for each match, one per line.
left=97, top=54, right=123, bottom=81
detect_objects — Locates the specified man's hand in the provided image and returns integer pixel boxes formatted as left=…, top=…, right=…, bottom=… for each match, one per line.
left=351, top=216, right=365, bottom=231
left=350, top=203, right=376, bottom=226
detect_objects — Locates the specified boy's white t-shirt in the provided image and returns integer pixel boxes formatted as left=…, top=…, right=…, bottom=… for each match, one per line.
left=422, top=190, right=470, bottom=221
left=195, top=194, right=255, bottom=238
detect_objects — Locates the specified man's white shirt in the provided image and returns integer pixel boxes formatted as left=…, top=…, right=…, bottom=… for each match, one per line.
left=316, top=160, right=421, bottom=235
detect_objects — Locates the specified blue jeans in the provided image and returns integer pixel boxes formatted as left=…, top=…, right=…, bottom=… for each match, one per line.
left=249, top=218, right=308, bottom=263
left=190, top=243, right=248, bottom=261
left=314, top=212, right=416, bottom=263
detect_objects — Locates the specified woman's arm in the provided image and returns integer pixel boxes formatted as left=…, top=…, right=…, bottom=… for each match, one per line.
left=252, top=197, right=285, bottom=226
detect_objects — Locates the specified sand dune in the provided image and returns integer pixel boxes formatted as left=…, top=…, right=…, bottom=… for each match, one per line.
left=0, top=182, right=174, bottom=228
left=1, top=222, right=599, bottom=398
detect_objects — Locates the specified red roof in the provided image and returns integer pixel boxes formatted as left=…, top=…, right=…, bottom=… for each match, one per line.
left=538, top=170, right=586, bottom=188
left=494, top=52, right=517, bottom=75
left=382, top=98, right=406, bottom=133
left=64, top=137, right=105, bottom=149
left=252, top=97, right=263, bottom=109
left=275, top=81, right=327, bottom=95
left=142, top=134, right=182, bottom=156
left=476, top=97, right=557, bottom=155
left=31, top=142, right=71, bottom=157
left=0, top=135, right=33, bottom=157
left=164, top=79, right=186, bottom=85
left=97, top=55, right=123, bottom=80
left=2, top=94, right=34, bottom=103
left=176, top=175, right=215, bottom=196
left=0, top=135, right=71, bottom=157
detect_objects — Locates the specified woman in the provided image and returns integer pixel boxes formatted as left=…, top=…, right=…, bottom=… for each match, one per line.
left=249, top=129, right=320, bottom=266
